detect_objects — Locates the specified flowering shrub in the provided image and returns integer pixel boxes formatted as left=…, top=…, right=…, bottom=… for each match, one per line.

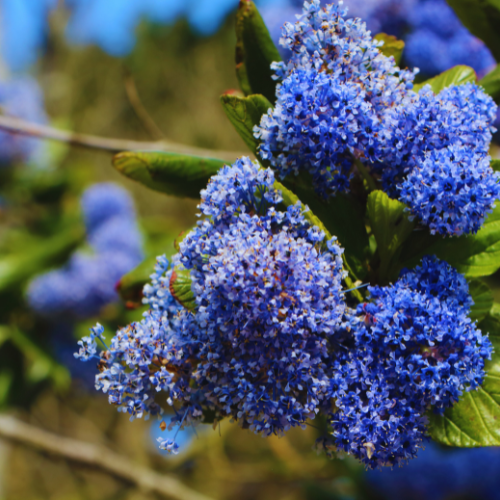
left=261, top=0, right=496, bottom=77
left=28, top=183, right=143, bottom=318
left=76, top=0, right=500, bottom=470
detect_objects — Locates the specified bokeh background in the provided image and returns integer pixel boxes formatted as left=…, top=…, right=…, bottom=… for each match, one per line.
left=1, top=1, right=500, bottom=499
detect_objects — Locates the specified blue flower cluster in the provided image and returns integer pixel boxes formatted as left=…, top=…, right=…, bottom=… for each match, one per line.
left=262, top=0, right=414, bottom=55
left=329, top=256, right=491, bottom=467
left=341, top=0, right=415, bottom=37
left=77, top=157, right=348, bottom=446
left=28, top=183, right=143, bottom=318
left=0, top=77, right=47, bottom=166
left=255, top=1, right=500, bottom=236
left=178, top=158, right=347, bottom=436
left=405, top=0, right=495, bottom=76
left=77, top=159, right=491, bottom=468
left=261, top=0, right=495, bottom=78
left=368, top=442, right=500, bottom=500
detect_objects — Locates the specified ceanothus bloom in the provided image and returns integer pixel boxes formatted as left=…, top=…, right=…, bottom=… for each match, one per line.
left=405, top=0, right=495, bottom=76
left=28, top=183, right=143, bottom=318
left=399, top=146, right=500, bottom=235
left=329, top=256, right=491, bottom=468
left=255, top=0, right=500, bottom=236
left=261, top=0, right=494, bottom=77
left=178, top=159, right=347, bottom=435
left=78, top=157, right=348, bottom=448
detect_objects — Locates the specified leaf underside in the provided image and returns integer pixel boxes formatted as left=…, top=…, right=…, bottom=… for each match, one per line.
left=429, top=314, right=500, bottom=447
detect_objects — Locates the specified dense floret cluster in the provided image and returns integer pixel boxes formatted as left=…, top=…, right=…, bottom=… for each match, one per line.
left=329, top=257, right=491, bottom=467
left=28, top=183, right=143, bottom=318
left=77, top=158, right=492, bottom=468
left=399, top=146, right=500, bottom=235
left=178, top=158, right=347, bottom=436
left=77, top=158, right=350, bottom=447
left=261, top=0, right=495, bottom=77
left=255, top=0, right=500, bottom=236
left=263, top=0, right=417, bottom=45
left=405, top=0, right=495, bottom=76
left=0, top=77, right=47, bottom=166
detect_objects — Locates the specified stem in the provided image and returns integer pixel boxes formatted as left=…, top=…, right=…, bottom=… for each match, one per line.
left=343, top=271, right=364, bottom=303
left=123, top=71, right=166, bottom=141
left=0, top=115, right=246, bottom=163
left=0, top=414, right=216, bottom=500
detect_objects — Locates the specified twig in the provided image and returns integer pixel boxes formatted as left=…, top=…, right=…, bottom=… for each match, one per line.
left=0, top=115, right=246, bottom=163
left=0, top=414, right=216, bottom=500
left=124, top=72, right=166, bottom=140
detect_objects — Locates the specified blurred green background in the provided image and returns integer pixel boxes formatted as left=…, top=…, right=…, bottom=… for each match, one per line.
left=0, top=13, right=371, bottom=500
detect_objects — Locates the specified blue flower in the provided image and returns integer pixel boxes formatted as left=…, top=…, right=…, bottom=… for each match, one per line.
left=75, top=323, right=106, bottom=361
left=405, top=0, right=495, bottom=76
left=261, top=0, right=495, bottom=78
left=329, top=256, right=492, bottom=468
left=256, top=1, right=415, bottom=198
left=256, top=1, right=499, bottom=236
left=399, top=146, right=500, bottom=236
left=81, top=183, right=137, bottom=234
left=89, top=261, right=199, bottom=423
left=256, top=67, right=375, bottom=197
left=149, top=418, right=196, bottom=456
left=82, top=157, right=348, bottom=451
left=27, top=183, right=143, bottom=318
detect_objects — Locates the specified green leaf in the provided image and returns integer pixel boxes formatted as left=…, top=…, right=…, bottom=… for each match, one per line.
left=399, top=204, right=500, bottom=279
left=413, top=65, right=477, bottom=94
left=0, top=226, right=84, bottom=293
left=446, top=0, right=500, bottom=62
left=374, top=33, right=405, bottom=65
left=8, top=326, right=69, bottom=389
left=366, top=191, right=415, bottom=283
left=429, top=314, right=500, bottom=446
left=469, top=280, right=494, bottom=321
left=220, top=93, right=272, bottom=154
left=112, top=151, right=226, bottom=198
left=169, top=268, right=196, bottom=311
left=235, top=0, right=282, bottom=101
left=491, top=302, right=500, bottom=319
left=479, top=64, right=500, bottom=103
